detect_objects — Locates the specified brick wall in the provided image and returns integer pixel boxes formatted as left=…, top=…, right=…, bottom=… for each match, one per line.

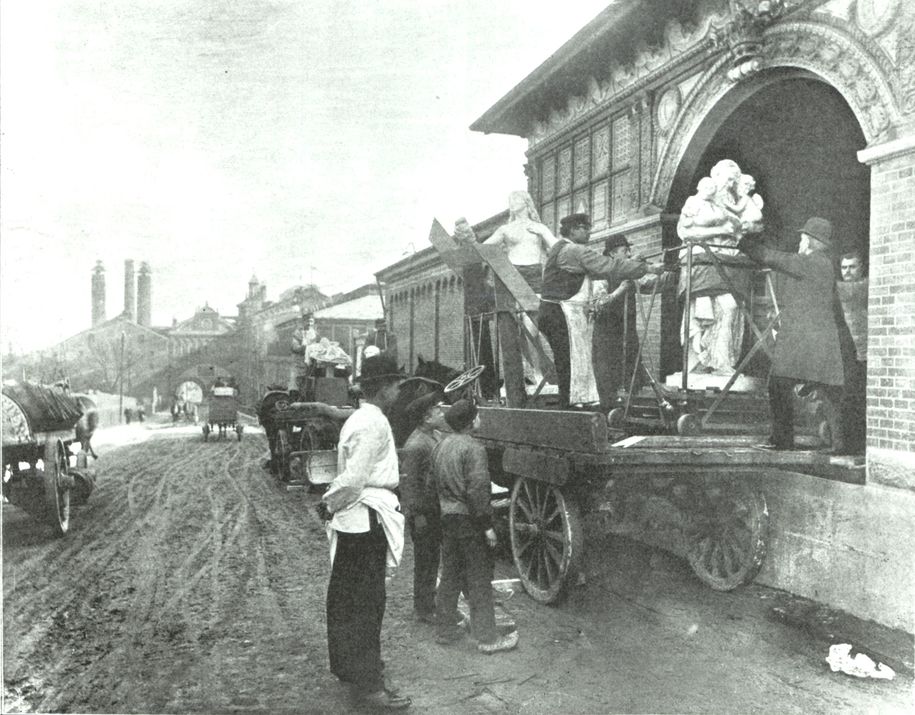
left=412, top=284, right=436, bottom=368
left=438, top=276, right=465, bottom=370
left=864, top=150, right=915, bottom=455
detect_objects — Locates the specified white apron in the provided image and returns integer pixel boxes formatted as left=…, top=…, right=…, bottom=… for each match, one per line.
left=560, top=276, right=599, bottom=405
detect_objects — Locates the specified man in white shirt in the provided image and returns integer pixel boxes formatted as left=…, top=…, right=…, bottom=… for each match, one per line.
left=321, top=354, right=411, bottom=710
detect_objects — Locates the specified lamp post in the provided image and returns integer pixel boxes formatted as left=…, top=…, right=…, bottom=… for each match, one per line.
left=118, top=331, right=126, bottom=423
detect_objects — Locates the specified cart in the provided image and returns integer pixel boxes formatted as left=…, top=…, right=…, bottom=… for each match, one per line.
left=202, top=386, right=243, bottom=441
left=258, top=370, right=356, bottom=486
left=426, top=219, right=863, bottom=604
left=2, top=382, right=97, bottom=536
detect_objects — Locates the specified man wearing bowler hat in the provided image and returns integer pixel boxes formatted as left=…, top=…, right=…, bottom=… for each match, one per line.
left=737, top=217, right=846, bottom=452
left=539, top=213, right=663, bottom=408
left=321, top=353, right=411, bottom=709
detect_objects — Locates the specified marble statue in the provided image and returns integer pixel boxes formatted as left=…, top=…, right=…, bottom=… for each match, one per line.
left=483, top=191, right=559, bottom=391
left=676, top=160, right=764, bottom=377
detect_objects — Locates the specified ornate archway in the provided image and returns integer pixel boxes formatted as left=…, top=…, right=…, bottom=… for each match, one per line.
left=651, top=18, right=902, bottom=208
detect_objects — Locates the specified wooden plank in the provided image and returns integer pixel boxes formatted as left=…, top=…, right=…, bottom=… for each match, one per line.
left=476, top=245, right=539, bottom=312
left=475, top=407, right=608, bottom=453
left=428, top=218, right=457, bottom=254
left=494, top=306, right=526, bottom=408
left=502, top=447, right=569, bottom=485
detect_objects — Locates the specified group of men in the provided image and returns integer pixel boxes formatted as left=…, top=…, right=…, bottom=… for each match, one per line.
left=499, top=207, right=867, bottom=454
left=317, top=353, right=515, bottom=711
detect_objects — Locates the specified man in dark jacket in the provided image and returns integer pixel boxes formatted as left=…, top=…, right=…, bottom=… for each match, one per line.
left=399, top=391, right=447, bottom=623
left=737, top=217, right=845, bottom=452
left=537, top=213, right=663, bottom=408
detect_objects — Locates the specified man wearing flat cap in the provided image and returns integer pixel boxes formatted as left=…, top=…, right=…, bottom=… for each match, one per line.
left=737, top=217, right=846, bottom=452
left=400, top=391, right=448, bottom=624
left=321, top=353, right=412, bottom=709
left=539, top=213, right=665, bottom=408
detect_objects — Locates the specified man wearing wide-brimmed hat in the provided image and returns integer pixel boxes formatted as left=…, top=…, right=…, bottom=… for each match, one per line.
left=737, top=217, right=846, bottom=452
left=321, top=353, right=412, bottom=709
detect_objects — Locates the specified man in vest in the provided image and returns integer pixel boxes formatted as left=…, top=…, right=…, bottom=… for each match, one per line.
left=538, top=213, right=664, bottom=408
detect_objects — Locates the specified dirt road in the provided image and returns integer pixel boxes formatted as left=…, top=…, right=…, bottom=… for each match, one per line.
left=3, top=418, right=911, bottom=713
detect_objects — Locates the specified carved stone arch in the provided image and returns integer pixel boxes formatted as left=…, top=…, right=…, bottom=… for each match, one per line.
left=650, top=20, right=900, bottom=208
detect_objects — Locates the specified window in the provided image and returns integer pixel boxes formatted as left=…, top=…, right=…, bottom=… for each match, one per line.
left=537, top=112, right=633, bottom=234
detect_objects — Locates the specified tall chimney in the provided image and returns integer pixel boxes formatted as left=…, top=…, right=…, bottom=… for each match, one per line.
left=124, top=259, right=137, bottom=322
left=137, top=262, right=152, bottom=327
left=91, top=261, right=106, bottom=326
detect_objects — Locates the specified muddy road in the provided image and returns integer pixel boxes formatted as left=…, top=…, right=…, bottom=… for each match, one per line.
left=3, top=418, right=911, bottom=713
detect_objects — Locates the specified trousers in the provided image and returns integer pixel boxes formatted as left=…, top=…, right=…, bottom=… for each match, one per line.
left=538, top=302, right=570, bottom=408
left=768, top=375, right=844, bottom=451
left=435, top=515, right=497, bottom=644
left=408, top=515, right=441, bottom=617
left=326, top=511, right=387, bottom=692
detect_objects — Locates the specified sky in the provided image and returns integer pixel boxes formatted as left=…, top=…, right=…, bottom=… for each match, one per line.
left=1, top=0, right=611, bottom=353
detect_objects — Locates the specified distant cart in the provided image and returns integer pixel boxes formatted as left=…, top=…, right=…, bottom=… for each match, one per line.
left=202, top=386, right=243, bottom=442
left=2, top=382, right=96, bottom=536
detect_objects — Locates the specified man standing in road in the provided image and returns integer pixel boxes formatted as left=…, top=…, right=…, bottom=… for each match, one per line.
left=400, top=391, right=448, bottom=624
left=737, top=217, right=846, bottom=452
left=432, top=399, right=518, bottom=654
left=538, top=213, right=663, bottom=408
left=320, top=353, right=411, bottom=710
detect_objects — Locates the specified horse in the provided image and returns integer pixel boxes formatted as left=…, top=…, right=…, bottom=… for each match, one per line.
left=73, top=395, right=100, bottom=460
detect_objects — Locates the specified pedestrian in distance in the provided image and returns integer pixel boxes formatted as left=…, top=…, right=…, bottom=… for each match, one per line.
left=400, top=391, right=448, bottom=624
left=432, top=398, right=519, bottom=654
left=319, top=353, right=412, bottom=710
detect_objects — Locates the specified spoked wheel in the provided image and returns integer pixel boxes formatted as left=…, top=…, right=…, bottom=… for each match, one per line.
left=43, top=439, right=71, bottom=536
left=685, top=480, right=768, bottom=591
left=444, top=365, right=486, bottom=396
left=509, top=477, right=583, bottom=604
left=275, top=429, right=291, bottom=481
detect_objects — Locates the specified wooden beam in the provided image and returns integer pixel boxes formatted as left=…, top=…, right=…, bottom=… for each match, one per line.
left=476, top=407, right=609, bottom=453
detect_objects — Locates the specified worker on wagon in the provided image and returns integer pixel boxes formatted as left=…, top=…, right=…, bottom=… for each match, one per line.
left=400, top=391, right=448, bottom=624
left=592, top=233, right=674, bottom=411
left=291, top=312, right=318, bottom=397
left=431, top=398, right=519, bottom=654
left=538, top=213, right=664, bottom=408
left=319, top=353, right=411, bottom=710
left=737, top=217, right=846, bottom=452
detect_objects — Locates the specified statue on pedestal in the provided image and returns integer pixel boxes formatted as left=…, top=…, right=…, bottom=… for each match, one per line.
left=677, top=159, right=764, bottom=376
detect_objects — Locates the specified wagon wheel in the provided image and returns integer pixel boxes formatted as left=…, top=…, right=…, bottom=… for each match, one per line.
left=509, top=477, right=583, bottom=604
left=275, top=429, right=291, bottom=481
left=685, top=480, right=768, bottom=591
left=43, top=439, right=71, bottom=536
left=443, top=365, right=485, bottom=395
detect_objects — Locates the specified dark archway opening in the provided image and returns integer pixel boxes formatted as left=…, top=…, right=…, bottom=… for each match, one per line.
left=661, top=73, right=870, bottom=377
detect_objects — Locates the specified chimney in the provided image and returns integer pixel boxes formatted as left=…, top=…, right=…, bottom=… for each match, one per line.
left=91, top=261, right=106, bottom=326
left=137, top=262, right=152, bottom=327
left=124, top=259, right=137, bottom=322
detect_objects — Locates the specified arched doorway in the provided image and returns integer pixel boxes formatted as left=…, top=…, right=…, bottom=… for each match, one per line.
left=661, top=70, right=870, bottom=376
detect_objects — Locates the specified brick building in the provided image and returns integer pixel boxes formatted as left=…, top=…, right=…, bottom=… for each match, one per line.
left=375, top=212, right=506, bottom=375
left=377, top=0, right=915, bottom=630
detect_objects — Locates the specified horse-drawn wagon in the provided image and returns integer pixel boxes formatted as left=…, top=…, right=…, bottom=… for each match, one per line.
left=2, top=382, right=97, bottom=536
left=202, top=386, right=244, bottom=442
